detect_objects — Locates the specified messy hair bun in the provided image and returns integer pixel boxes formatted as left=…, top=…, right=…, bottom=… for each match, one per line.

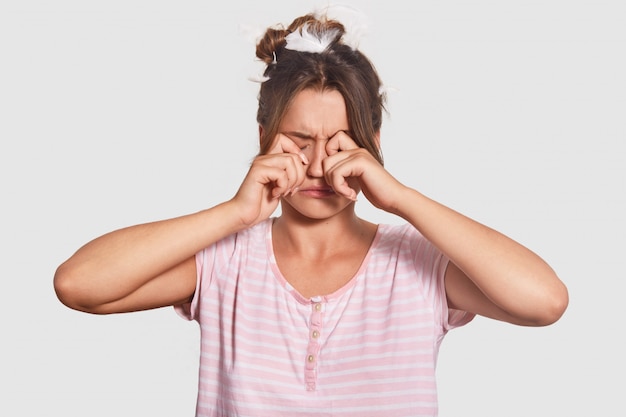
left=255, top=14, right=345, bottom=65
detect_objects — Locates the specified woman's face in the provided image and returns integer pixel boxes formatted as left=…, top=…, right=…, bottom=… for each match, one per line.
left=277, top=88, right=357, bottom=221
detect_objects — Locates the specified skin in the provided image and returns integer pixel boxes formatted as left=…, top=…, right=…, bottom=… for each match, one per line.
left=54, top=88, right=568, bottom=326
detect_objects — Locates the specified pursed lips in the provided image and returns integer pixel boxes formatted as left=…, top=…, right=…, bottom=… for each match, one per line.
left=297, top=185, right=335, bottom=196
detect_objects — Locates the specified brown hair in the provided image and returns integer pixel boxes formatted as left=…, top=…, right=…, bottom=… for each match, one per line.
left=255, top=13, right=386, bottom=165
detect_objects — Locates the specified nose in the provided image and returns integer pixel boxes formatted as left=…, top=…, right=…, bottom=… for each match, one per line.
left=305, top=141, right=328, bottom=178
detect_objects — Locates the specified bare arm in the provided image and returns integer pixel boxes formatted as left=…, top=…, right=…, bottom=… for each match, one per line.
left=54, top=202, right=245, bottom=314
left=54, top=135, right=309, bottom=315
left=322, top=131, right=568, bottom=326
left=395, top=189, right=568, bottom=326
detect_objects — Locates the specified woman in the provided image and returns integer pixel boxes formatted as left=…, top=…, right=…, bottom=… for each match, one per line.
left=54, top=11, right=568, bottom=417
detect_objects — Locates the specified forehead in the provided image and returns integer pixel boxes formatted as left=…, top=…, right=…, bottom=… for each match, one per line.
left=280, top=88, right=349, bottom=138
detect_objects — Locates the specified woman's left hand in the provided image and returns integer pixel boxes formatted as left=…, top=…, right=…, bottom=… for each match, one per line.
left=323, top=132, right=568, bottom=326
left=322, top=131, right=407, bottom=214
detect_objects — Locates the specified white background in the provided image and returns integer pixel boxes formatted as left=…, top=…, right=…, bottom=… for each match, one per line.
left=1, top=0, right=624, bottom=416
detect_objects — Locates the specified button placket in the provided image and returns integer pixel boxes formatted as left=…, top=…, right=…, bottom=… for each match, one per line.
left=305, top=299, right=324, bottom=391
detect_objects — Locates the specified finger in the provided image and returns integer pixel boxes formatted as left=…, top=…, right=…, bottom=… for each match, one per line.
left=329, top=175, right=358, bottom=201
left=256, top=153, right=306, bottom=196
left=257, top=163, right=294, bottom=198
left=323, top=157, right=359, bottom=201
left=326, top=130, right=359, bottom=156
left=269, top=133, right=309, bottom=164
left=280, top=153, right=306, bottom=195
left=272, top=170, right=291, bottom=198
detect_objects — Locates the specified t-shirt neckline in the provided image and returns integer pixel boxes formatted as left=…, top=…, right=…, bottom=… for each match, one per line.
left=265, top=218, right=382, bottom=304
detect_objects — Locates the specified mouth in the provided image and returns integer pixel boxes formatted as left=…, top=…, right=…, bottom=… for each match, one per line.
left=297, top=186, right=336, bottom=198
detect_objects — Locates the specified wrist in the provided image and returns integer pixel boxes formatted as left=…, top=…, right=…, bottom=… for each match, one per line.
left=389, top=186, right=425, bottom=219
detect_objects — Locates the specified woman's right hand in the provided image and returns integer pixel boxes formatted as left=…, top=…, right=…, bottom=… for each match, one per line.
left=54, top=134, right=308, bottom=314
left=231, top=134, right=309, bottom=227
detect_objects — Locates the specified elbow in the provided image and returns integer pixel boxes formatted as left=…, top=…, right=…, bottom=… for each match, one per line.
left=54, top=262, right=101, bottom=314
left=529, top=280, right=569, bottom=327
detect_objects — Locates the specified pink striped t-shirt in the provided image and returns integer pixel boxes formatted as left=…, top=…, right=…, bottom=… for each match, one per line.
left=176, top=218, right=474, bottom=417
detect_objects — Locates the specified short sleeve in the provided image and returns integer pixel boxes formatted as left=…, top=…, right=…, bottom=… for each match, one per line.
left=405, top=224, right=475, bottom=332
left=439, top=255, right=475, bottom=330
left=174, top=246, right=211, bottom=321
left=173, top=230, right=239, bottom=321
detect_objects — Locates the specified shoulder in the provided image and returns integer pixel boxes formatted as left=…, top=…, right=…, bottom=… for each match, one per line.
left=217, top=218, right=272, bottom=247
left=237, top=218, right=272, bottom=241
left=198, top=218, right=271, bottom=264
left=374, top=222, right=442, bottom=265
left=376, top=222, right=426, bottom=247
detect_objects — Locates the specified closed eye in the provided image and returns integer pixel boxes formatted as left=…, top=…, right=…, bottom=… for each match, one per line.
left=283, top=132, right=313, bottom=149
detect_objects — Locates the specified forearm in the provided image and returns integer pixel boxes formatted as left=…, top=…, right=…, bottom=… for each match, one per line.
left=394, top=186, right=567, bottom=322
left=54, top=200, right=245, bottom=308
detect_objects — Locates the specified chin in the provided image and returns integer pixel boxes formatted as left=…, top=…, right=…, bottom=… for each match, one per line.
left=281, top=196, right=354, bottom=221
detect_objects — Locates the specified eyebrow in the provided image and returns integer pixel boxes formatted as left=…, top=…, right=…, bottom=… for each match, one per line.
left=283, top=131, right=315, bottom=140
left=283, top=130, right=350, bottom=140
